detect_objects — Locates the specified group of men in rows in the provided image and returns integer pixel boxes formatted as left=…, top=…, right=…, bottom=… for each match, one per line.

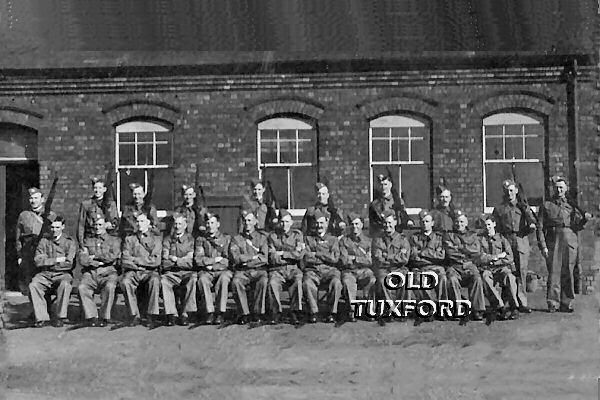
left=15, top=171, right=589, bottom=327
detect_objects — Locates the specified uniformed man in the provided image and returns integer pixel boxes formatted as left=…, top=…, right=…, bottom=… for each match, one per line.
left=442, top=210, right=486, bottom=321
left=239, top=180, right=272, bottom=233
left=430, top=186, right=458, bottom=233
left=120, top=212, right=162, bottom=327
left=161, top=212, right=197, bottom=326
left=194, top=212, right=232, bottom=325
left=539, top=176, right=590, bottom=313
left=339, top=212, right=375, bottom=322
left=76, top=177, right=118, bottom=245
left=492, top=179, right=547, bottom=314
left=371, top=210, right=412, bottom=324
left=77, top=214, right=121, bottom=327
left=15, top=187, right=46, bottom=295
left=230, top=209, right=269, bottom=324
left=301, top=182, right=345, bottom=237
left=478, top=215, right=519, bottom=320
left=409, top=210, right=448, bottom=312
left=302, top=209, right=342, bottom=323
left=267, top=209, right=305, bottom=325
left=120, top=183, right=158, bottom=237
left=174, top=184, right=207, bottom=238
left=29, top=213, right=76, bottom=327
left=368, top=174, right=413, bottom=237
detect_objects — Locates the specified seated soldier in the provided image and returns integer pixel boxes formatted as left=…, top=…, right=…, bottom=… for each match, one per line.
left=161, top=212, right=197, bottom=326
left=302, top=209, right=342, bottom=323
left=120, top=183, right=158, bottom=238
left=267, top=209, right=305, bottom=325
left=477, top=214, right=519, bottom=321
left=409, top=210, right=448, bottom=321
left=120, top=212, right=162, bottom=328
left=371, top=210, right=411, bottom=324
left=339, top=212, right=375, bottom=322
left=29, top=213, right=76, bottom=327
left=194, top=213, right=232, bottom=325
left=77, top=214, right=121, bottom=327
left=230, top=209, right=269, bottom=324
left=442, top=210, right=485, bottom=321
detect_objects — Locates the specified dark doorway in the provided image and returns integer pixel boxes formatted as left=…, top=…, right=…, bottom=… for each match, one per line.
left=3, top=162, right=39, bottom=291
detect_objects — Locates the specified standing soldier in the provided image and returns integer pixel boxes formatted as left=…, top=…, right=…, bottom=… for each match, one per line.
left=492, top=179, right=547, bottom=314
left=539, top=176, right=590, bottom=313
left=442, top=210, right=486, bottom=321
left=120, top=212, right=162, bottom=327
left=230, top=209, right=269, bottom=324
left=194, top=213, right=232, bottom=325
left=15, top=188, right=46, bottom=295
left=478, top=215, right=519, bottom=320
left=120, top=183, right=158, bottom=237
left=302, top=209, right=342, bottom=323
left=371, top=210, right=411, bottom=325
left=76, top=177, right=118, bottom=245
left=267, top=209, right=305, bottom=325
left=301, top=182, right=345, bottom=237
left=174, top=184, right=207, bottom=238
left=369, top=174, right=413, bottom=237
left=431, top=186, right=458, bottom=233
left=239, top=180, right=273, bottom=233
left=339, top=212, right=375, bottom=322
left=29, top=213, right=76, bottom=327
left=77, top=214, right=121, bottom=327
left=161, top=212, right=197, bottom=326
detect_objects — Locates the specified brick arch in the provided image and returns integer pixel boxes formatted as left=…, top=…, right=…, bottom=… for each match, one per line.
left=245, top=98, right=325, bottom=122
left=0, top=106, right=43, bottom=130
left=102, top=100, right=179, bottom=126
left=357, top=95, right=440, bottom=121
left=470, top=92, right=555, bottom=117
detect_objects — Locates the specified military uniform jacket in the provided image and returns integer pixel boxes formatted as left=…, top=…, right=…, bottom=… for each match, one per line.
left=78, top=233, right=121, bottom=270
left=431, top=206, right=456, bottom=233
left=15, top=209, right=44, bottom=257
left=372, top=231, right=410, bottom=269
left=301, top=202, right=345, bottom=237
left=443, top=230, right=481, bottom=266
left=339, top=233, right=372, bottom=270
left=119, top=202, right=159, bottom=237
left=121, top=231, right=162, bottom=271
left=174, top=203, right=208, bottom=238
left=34, top=234, right=77, bottom=272
left=368, top=196, right=411, bottom=234
left=493, top=200, right=546, bottom=251
left=194, top=232, right=231, bottom=271
left=162, top=232, right=195, bottom=271
left=409, top=231, right=446, bottom=268
left=539, top=197, right=588, bottom=238
left=303, top=233, right=340, bottom=269
left=477, top=233, right=514, bottom=270
left=268, top=229, right=305, bottom=267
left=239, top=197, right=269, bottom=232
left=229, top=231, right=268, bottom=270
left=77, top=197, right=119, bottom=243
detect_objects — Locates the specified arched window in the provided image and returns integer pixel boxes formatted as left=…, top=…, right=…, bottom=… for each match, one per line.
left=116, top=120, right=173, bottom=214
left=257, top=117, right=317, bottom=212
left=483, top=112, right=545, bottom=211
left=369, top=115, right=431, bottom=212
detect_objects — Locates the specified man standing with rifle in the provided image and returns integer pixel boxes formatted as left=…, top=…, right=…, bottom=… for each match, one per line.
left=175, top=183, right=207, bottom=238
left=76, top=175, right=119, bottom=245
left=369, top=173, right=413, bottom=237
left=239, top=179, right=278, bottom=233
left=120, top=180, right=158, bottom=238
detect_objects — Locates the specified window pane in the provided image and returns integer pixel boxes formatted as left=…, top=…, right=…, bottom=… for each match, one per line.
left=505, top=125, right=522, bottom=137
left=485, top=163, right=512, bottom=207
left=138, top=143, right=153, bottom=166
left=401, top=164, right=430, bottom=208
left=118, top=168, right=145, bottom=206
left=391, top=127, right=409, bottom=138
left=119, top=144, right=135, bottom=166
left=525, top=136, right=544, bottom=160
left=279, top=129, right=296, bottom=141
left=411, top=138, right=428, bottom=162
left=391, top=138, right=409, bottom=162
left=298, top=140, right=314, bottom=164
left=291, top=166, right=317, bottom=209
left=119, top=132, right=135, bottom=143
left=260, top=141, right=277, bottom=164
left=261, top=129, right=277, bottom=141
left=484, top=125, right=502, bottom=137
left=371, top=127, right=389, bottom=139
left=485, top=137, right=503, bottom=160
left=505, top=137, right=523, bottom=160
left=372, top=139, right=389, bottom=162
left=262, top=167, right=288, bottom=209
left=280, top=141, right=296, bottom=163
left=156, top=143, right=171, bottom=165
left=524, top=124, right=543, bottom=137
left=138, top=132, right=154, bottom=142
left=410, top=126, right=426, bottom=139
left=151, top=168, right=174, bottom=210
left=298, top=130, right=314, bottom=141
left=514, top=162, right=544, bottom=206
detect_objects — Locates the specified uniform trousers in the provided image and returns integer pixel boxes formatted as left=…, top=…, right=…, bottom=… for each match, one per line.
left=373, top=266, right=413, bottom=303
left=303, top=265, right=342, bottom=314
left=416, top=265, right=447, bottom=302
left=341, top=267, right=375, bottom=312
left=268, top=265, right=303, bottom=312
left=546, top=228, right=578, bottom=309
left=197, top=270, right=232, bottom=314
left=446, top=262, right=485, bottom=312
left=232, top=269, right=268, bottom=315
left=161, top=270, right=197, bottom=316
left=78, top=267, right=118, bottom=320
left=507, top=234, right=531, bottom=308
left=481, top=266, right=518, bottom=309
left=29, top=271, right=73, bottom=322
left=120, top=270, right=161, bottom=317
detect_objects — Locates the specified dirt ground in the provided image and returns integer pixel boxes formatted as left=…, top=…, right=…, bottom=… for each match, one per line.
left=0, top=290, right=598, bottom=400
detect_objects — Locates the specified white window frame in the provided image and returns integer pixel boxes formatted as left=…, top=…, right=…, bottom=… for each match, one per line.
left=115, top=121, right=171, bottom=217
left=257, top=117, right=315, bottom=216
left=483, top=112, right=542, bottom=213
left=369, top=115, right=427, bottom=215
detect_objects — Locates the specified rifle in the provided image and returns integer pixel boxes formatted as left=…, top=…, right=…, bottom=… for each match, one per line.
left=38, top=169, right=59, bottom=240
left=143, top=168, right=155, bottom=214
left=385, top=166, right=410, bottom=229
left=264, top=180, right=279, bottom=231
left=102, top=162, right=116, bottom=217
left=194, top=164, right=207, bottom=208
left=511, top=163, right=537, bottom=233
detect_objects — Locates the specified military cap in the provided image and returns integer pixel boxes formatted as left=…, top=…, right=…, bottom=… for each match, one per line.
left=551, top=175, right=567, bottom=185
left=132, top=210, right=147, bottom=219
left=172, top=211, right=186, bottom=220
left=92, top=213, right=105, bottom=222
left=47, top=211, right=65, bottom=224
left=315, top=182, right=328, bottom=191
left=502, top=179, right=516, bottom=190
left=28, top=187, right=42, bottom=196
left=454, top=209, right=466, bottom=218
left=249, top=178, right=263, bottom=188
left=204, top=211, right=220, bottom=221
left=279, top=209, right=292, bottom=220
left=481, top=213, right=495, bottom=223
left=381, top=209, right=396, bottom=220
left=313, top=209, right=330, bottom=220
left=240, top=207, right=255, bottom=218
left=377, top=174, right=392, bottom=183
left=181, top=184, right=194, bottom=193
left=128, top=182, right=142, bottom=191
left=347, top=212, right=364, bottom=223
left=418, top=210, right=432, bottom=220
left=90, top=176, right=106, bottom=185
